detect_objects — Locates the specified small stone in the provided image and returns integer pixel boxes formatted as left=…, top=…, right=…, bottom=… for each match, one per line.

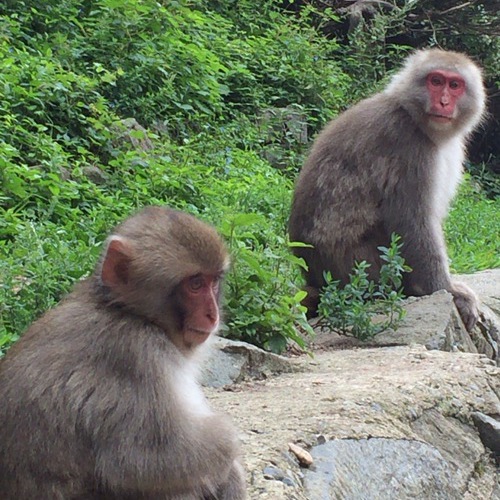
left=479, top=358, right=495, bottom=366
left=413, top=352, right=429, bottom=360
left=288, top=442, right=313, bottom=467
left=282, top=477, right=296, bottom=487
left=407, top=407, right=419, bottom=421
left=316, top=434, right=327, bottom=445
left=471, top=412, right=500, bottom=454
left=263, top=465, right=285, bottom=480
left=82, top=165, right=108, bottom=185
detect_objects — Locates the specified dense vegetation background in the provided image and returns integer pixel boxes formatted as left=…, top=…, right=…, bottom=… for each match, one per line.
left=1, top=0, right=499, bottom=354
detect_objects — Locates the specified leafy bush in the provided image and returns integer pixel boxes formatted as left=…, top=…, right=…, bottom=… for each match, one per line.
left=0, top=216, right=101, bottom=350
left=0, top=0, right=497, bottom=356
left=0, top=130, right=315, bottom=354
left=317, top=235, right=410, bottom=341
left=446, top=178, right=500, bottom=273
left=220, top=213, right=312, bottom=353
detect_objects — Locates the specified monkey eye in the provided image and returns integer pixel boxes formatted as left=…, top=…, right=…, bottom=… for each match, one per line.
left=212, top=275, right=222, bottom=291
left=449, top=79, right=463, bottom=90
left=188, top=274, right=204, bottom=291
left=429, top=75, right=444, bottom=87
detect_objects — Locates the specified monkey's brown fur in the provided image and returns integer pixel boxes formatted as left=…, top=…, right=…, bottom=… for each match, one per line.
left=289, top=49, right=486, bottom=331
left=0, top=206, right=245, bottom=499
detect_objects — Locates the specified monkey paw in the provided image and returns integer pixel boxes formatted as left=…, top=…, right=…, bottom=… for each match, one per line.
left=450, top=281, right=480, bottom=332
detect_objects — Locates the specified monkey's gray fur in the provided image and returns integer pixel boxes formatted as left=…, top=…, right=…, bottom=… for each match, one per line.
left=289, top=49, right=486, bottom=331
left=0, top=207, right=246, bottom=500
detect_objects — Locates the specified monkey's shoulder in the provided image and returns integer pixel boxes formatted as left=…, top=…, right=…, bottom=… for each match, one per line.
left=312, top=93, right=421, bottom=158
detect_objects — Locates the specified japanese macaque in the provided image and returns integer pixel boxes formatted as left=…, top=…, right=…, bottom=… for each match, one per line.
left=289, top=49, right=486, bottom=331
left=0, top=206, right=246, bottom=499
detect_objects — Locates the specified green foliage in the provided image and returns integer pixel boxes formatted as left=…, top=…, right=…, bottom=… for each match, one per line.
left=446, top=178, right=500, bottom=273
left=220, top=213, right=313, bottom=353
left=337, top=7, right=414, bottom=101
left=318, top=235, right=410, bottom=341
left=302, top=0, right=499, bottom=101
left=0, top=18, right=114, bottom=164
left=0, top=0, right=498, bottom=356
left=466, top=162, right=500, bottom=199
left=1, top=0, right=348, bottom=139
left=0, top=130, right=315, bottom=354
left=0, top=216, right=102, bottom=354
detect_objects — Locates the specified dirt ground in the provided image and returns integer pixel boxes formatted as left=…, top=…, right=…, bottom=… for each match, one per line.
left=206, top=344, right=500, bottom=499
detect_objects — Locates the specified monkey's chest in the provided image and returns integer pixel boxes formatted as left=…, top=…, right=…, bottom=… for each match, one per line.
left=433, top=140, right=464, bottom=218
left=171, top=367, right=213, bottom=417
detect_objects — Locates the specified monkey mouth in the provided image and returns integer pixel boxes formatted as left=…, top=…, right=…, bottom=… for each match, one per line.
left=184, top=327, right=214, bottom=347
left=187, top=327, right=213, bottom=336
left=428, top=114, right=453, bottom=123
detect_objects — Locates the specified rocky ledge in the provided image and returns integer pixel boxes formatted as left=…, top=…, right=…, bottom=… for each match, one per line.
left=204, top=269, right=500, bottom=499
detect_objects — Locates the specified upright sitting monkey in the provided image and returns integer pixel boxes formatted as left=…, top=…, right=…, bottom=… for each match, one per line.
left=0, top=206, right=246, bottom=499
left=289, top=49, right=486, bottom=331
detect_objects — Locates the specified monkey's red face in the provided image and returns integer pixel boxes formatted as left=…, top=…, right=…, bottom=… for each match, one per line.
left=426, top=70, right=466, bottom=123
left=180, top=273, right=222, bottom=347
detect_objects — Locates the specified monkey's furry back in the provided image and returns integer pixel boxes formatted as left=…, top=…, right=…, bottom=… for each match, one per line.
left=289, top=92, right=432, bottom=256
left=0, top=288, right=164, bottom=485
left=0, top=281, right=220, bottom=498
left=289, top=48, right=485, bottom=297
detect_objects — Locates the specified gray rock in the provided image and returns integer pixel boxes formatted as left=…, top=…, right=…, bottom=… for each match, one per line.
left=376, top=290, right=477, bottom=353
left=457, top=270, right=500, bottom=315
left=472, top=303, right=500, bottom=363
left=206, top=269, right=500, bottom=498
left=59, top=166, right=71, bottom=181
left=303, top=438, right=461, bottom=500
left=209, top=343, right=500, bottom=499
left=82, top=165, right=108, bottom=185
left=263, top=465, right=285, bottom=480
left=411, top=409, right=485, bottom=490
left=314, top=271, right=500, bottom=362
left=111, top=117, right=153, bottom=151
left=282, top=476, right=296, bottom=487
left=201, top=337, right=299, bottom=388
left=471, top=412, right=500, bottom=455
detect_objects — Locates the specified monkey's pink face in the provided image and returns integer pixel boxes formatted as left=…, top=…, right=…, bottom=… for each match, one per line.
left=180, top=273, right=222, bottom=347
left=426, top=70, right=466, bottom=124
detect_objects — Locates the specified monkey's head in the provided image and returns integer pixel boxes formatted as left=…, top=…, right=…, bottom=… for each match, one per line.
left=96, top=206, right=230, bottom=352
left=386, top=48, right=486, bottom=141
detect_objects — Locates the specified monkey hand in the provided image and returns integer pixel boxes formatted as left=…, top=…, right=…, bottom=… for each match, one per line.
left=201, top=413, right=241, bottom=462
left=449, top=281, right=480, bottom=332
left=207, top=459, right=246, bottom=500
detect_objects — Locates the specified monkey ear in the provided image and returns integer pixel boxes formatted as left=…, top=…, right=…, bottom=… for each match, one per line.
left=101, top=236, right=134, bottom=288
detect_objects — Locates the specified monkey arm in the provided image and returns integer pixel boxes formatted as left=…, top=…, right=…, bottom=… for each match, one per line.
left=382, top=209, right=479, bottom=330
left=448, top=281, right=480, bottom=331
left=215, top=459, right=247, bottom=500
left=93, top=410, right=238, bottom=495
left=381, top=199, right=452, bottom=296
left=79, top=337, right=239, bottom=495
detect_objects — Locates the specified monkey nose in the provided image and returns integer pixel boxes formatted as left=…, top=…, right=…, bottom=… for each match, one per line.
left=207, top=309, right=219, bottom=324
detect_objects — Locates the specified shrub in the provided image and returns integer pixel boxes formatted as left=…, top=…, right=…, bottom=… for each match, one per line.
left=317, top=235, right=410, bottom=341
